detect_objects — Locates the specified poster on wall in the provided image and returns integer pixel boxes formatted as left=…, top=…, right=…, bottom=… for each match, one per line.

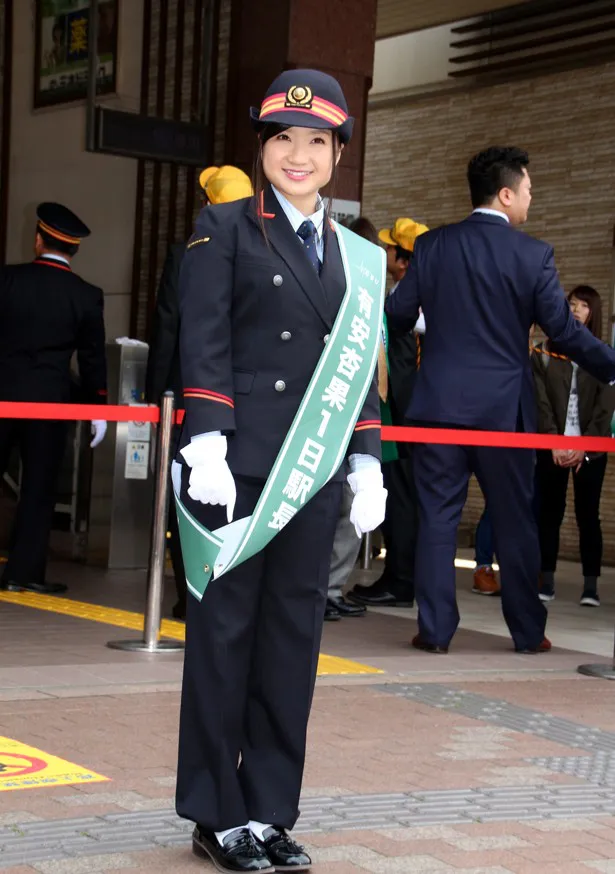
left=322, top=198, right=361, bottom=227
left=34, top=0, right=118, bottom=109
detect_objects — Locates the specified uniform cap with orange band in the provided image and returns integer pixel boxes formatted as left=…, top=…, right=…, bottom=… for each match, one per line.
left=249, top=68, right=354, bottom=144
left=36, top=202, right=91, bottom=246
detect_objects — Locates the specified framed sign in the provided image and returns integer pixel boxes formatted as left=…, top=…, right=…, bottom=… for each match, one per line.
left=34, top=0, right=118, bottom=109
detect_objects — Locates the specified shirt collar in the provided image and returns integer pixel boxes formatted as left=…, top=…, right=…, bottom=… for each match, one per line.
left=472, top=208, right=510, bottom=224
left=40, top=253, right=71, bottom=265
left=271, top=185, right=325, bottom=240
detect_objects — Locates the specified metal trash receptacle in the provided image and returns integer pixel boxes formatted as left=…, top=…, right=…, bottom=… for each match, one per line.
left=88, top=342, right=154, bottom=569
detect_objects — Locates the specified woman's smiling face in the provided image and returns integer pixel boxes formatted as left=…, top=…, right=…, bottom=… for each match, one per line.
left=262, top=126, right=341, bottom=211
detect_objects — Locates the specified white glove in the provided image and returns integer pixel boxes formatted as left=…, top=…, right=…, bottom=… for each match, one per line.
left=347, top=465, right=387, bottom=538
left=180, top=433, right=236, bottom=522
left=90, top=420, right=107, bottom=448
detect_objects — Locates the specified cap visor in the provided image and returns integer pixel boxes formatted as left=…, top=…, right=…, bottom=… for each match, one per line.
left=249, top=106, right=353, bottom=143
left=378, top=229, right=395, bottom=246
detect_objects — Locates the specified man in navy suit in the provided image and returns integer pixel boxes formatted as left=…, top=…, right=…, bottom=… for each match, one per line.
left=385, top=146, right=615, bottom=655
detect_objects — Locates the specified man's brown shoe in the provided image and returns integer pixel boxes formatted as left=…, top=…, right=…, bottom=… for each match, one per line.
left=411, top=634, right=449, bottom=654
left=472, top=566, right=501, bottom=596
left=515, top=637, right=552, bottom=654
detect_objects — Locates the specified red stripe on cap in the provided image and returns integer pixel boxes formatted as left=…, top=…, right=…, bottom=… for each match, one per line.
left=259, top=92, right=347, bottom=126
left=37, top=220, right=81, bottom=245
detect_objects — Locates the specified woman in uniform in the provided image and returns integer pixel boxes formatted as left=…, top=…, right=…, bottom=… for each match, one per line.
left=175, top=69, right=387, bottom=873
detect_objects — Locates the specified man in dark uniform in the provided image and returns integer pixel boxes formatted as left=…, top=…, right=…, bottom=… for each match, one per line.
left=145, top=165, right=252, bottom=620
left=0, top=203, right=107, bottom=595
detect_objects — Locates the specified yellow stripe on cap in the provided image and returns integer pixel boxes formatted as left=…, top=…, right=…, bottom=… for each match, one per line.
left=37, top=219, right=81, bottom=245
left=259, top=92, right=348, bottom=127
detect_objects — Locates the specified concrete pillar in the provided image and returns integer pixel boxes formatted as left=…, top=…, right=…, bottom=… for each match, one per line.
left=224, top=0, right=378, bottom=201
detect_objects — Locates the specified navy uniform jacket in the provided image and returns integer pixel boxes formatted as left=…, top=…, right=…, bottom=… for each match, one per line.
left=178, top=186, right=381, bottom=480
left=385, top=212, right=615, bottom=432
left=145, top=242, right=185, bottom=408
left=0, top=257, right=107, bottom=404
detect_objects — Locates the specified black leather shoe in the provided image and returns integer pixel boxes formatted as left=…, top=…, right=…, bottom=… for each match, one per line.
left=0, top=580, right=67, bottom=595
left=411, top=634, right=449, bottom=654
left=327, top=596, right=366, bottom=617
left=257, top=827, right=311, bottom=871
left=192, top=826, right=274, bottom=872
left=347, top=579, right=414, bottom=608
left=324, top=600, right=341, bottom=621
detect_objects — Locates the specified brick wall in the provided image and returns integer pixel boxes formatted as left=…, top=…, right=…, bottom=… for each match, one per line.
left=363, top=62, right=615, bottom=565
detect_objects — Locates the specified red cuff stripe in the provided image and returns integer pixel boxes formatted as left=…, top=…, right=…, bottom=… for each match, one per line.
left=184, top=389, right=234, bottom=409
left=355, top=419, right=381, bottom=428
left=184, top=388, right=233, bottom=402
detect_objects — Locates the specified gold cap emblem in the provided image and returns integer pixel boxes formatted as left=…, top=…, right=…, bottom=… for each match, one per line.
left=285, top=85, right=313, bottom=108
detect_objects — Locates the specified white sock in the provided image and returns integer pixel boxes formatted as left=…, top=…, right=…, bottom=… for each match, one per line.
left=249, top=820, right=274, bottom=841
left=215, top=825, right=248, bottom=846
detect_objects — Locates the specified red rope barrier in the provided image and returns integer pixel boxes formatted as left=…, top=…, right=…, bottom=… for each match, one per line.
left=382, top=425, right=614, bottom=453
left=0, top=402, right=612, bottom=452
left=0, top=401, right=161, bottom=422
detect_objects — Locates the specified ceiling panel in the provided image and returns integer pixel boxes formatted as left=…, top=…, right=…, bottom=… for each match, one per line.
left=376, top=0, right=533, bottom=37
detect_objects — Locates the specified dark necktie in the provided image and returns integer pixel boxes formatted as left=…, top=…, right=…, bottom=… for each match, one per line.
left=296, top=219, right=321, bottom=274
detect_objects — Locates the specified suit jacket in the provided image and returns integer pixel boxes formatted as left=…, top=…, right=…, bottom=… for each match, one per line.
left=385, top=212, right=615, bottom=433
left=531, top=343, right=615, bottom=443
left=0, top=256, right=107, bottom=404
left=145, top=242, right=185, bottom=408
left=178, top=186, right=381, bottom=480
left=387, top=322, right=418, bottom=426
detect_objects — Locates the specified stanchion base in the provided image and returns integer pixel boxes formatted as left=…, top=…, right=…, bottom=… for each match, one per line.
left=106, top=639, right=184, bottom=653
left=578, top=663, right=615, bottom=680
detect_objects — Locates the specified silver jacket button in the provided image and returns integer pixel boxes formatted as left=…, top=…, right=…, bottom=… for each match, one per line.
left=323, top=334, right=330, bottom=343
left=280, top=331, right=292, bottom=341
left=274, top=380, right=286, bottom=392
left=273, top=274, right=283, bottom=287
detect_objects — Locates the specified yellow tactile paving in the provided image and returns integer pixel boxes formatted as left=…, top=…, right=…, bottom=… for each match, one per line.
left=0, top=591, right=382, bottom=676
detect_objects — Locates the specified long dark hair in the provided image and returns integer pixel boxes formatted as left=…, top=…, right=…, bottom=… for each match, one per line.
left=568, top=285, right=602, bottom=339
left=251, top=123, right=341, bottom=240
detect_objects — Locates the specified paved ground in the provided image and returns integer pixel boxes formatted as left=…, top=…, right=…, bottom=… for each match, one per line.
left=0, top=553, right=614, bottom=872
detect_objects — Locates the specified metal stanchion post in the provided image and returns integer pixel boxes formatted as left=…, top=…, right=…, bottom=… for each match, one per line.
left=578, top=633, right=615, bottom=680
left=108, top=391, right=184, bottom=653
left=361, top=532, right=372, bottom=570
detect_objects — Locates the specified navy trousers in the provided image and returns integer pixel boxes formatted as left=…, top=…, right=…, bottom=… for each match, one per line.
left=0, top=419, right=68, bottom=585
left=413, top=442, right=547, bottom=651
left=176, top=469, right=342, bottom=832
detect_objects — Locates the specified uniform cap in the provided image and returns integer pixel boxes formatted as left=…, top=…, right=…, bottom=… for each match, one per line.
left=250, top=69, right=354, bottom=144
left=36, top=202, right=90, bottom=246
left=198, top=165, right=253, bottom=204
left=378, top=217, right=429, bottom=252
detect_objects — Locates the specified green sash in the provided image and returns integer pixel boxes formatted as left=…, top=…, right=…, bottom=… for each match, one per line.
left=173, top=222, right=386, bottom=601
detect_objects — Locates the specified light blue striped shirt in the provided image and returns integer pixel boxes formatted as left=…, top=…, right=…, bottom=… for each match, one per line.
left=271, top=185, right=325, bottom=262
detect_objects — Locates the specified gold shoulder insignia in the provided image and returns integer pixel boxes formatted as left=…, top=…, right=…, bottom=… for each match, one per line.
left=187, top=236, right=211, bottom=250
